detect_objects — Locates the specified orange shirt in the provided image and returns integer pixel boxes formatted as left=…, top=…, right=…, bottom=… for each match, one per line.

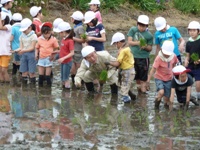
left=36, top=36, right=59, bottom=58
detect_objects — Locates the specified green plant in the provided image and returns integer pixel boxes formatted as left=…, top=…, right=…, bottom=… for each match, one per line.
left=80, top=33, right=87, bottom=40
left=190, top=53, right=199, bottom=62
left=173, top=0, right=200, bottom=14
left=99, top=70, right=108, bottom=82
left=139, top=38, right=147, bottom=47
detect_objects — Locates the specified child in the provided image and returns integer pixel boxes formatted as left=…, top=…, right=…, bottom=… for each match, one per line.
left=184, top=21, right=200, bottom=101
left=0, top=12, right=12, bottom=83
left=84, top=11, right=106, bottom=51
left=35, top=22, right=59, bottom=86
left=54, top=22, right=74, bottom=89
left=127, top=15, right=153, bottom=94
left=147, top=40, right=179, bottom=109
left=30, top=6, right=43, bottom=37
left=53, top=18, right=63, bottom=33
left=154, top=16, right=185, bottom=63
left=1, top=0, right=13, bottom=22
left=17, top=18, right=37, bottom=84
left=105, top=32, right=136, bottom=102
left=10, top=13, right=22, bottom=75
left=70, top=11, right=85, bottom=85
left=88, top=0, right=102, bottom=23
left=170, top=65, right=199, bottom=111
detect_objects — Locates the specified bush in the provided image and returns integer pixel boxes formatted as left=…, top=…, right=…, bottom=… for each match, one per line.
left=173, top=0, right=200, bottom=14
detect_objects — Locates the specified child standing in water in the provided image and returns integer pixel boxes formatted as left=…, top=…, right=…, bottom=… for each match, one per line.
left=70, top=11, right=85, bottom=85
left=88, top=0, right=102, bottom=23
left=0, top=12, right=12, bottom=83
left=10, top=13, right=22, bottom=75
left=35, top=22, right=59, bottom=86
left=17, top=18, right=37, bottom=84
left=54, top=22, right=74, bottom=89
left=147, top=40, right=179, bottom=109
left=170, top=65, right=199, bottom=111
left=184, top=21, right=200, bottom=101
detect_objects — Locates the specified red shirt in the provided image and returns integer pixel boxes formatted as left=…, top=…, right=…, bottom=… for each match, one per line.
left=33, top=18, right=42, bottom=37
left=59, top=38, right=74, bottom=64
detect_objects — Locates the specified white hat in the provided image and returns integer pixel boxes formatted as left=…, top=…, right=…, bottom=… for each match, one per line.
left=30, top=6, right=41, bottom=17
left=137, top=15, right=149, bottom=25
left=111, top=32, right=125, bottom=45
left=88, top=0, right=100, bottom=5
left=19, top=18, right=32, bottom=32
left=71, top=11, right=84, bottom=21
left=1, top=12, right=7, bottom=20
left=172, top=65, right=191, bottom=75
left=84, top=11, right=95, bottom=24
left=81, top=46, right=95, bottom=57
left=53, top=18, right=64, bottom=32
left=54, top=22, right=71, bottom=33
left=154, top=17, right=166, bottom=31
left=1, top=0, right=12, bottom=4
left=188, top=21, right=200, bottom=29
left=161, top=40, right=174, bottom=55
left=12, top=13, right=23, bottom=21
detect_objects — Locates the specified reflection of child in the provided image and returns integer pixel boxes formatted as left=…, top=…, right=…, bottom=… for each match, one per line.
left=88, top=0, right=102, bottom=23
left=54, top=22, right=74, bottom=89
left=184, top=21, right=200, bottom=101
left=106, top=32, right=136, bottom=103
left=170, top=65, right=199, bottom=110
left=147, top=41, right=179, bottom=109
left=35, top=22, right=59, bottom=86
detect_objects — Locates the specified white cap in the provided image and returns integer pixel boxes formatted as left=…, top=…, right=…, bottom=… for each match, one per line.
left=161, top=40, right=174, bottom=55
left=154, top=17, right=166, bottom=31
left=88, top=0, right=100, bottom=5
left=172, top=65, right=191, bottom=75
left=1, top=0, right=12, bottom=4
left=19, top=18, right=32, bottom=32
left=81, top=46, right=95, bottom=57
left=53, top=18, right=64, bottom=32
left=137, top=15, right=149, bottom=25
left=84, top=11, right=95, bottom=24
left=30, top=6, right=41, bottom=17
left=54, top=22, right=71, bottom=33
left=111, top=32, right=125, bottom=45
left=188, top=21, right=200, bottom=29
left=71, top=11, right=84, bottom=21
left=12, top=13, right=23, bottom=21
left=1, top=12, right=7, bottom=20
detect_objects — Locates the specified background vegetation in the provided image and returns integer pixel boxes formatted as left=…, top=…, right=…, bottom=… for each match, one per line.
left=12, top=0, right=200, bottom=15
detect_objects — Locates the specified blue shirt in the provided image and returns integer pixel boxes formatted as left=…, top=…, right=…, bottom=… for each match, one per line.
left=11, top=23, right=22, bottom=50
left=86, top=23, right=105, bottom=51
left=154, top=25, right=182, bottom=56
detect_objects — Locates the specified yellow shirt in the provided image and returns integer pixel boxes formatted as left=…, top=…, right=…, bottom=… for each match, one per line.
left=117, top=47, right=134, bottom=70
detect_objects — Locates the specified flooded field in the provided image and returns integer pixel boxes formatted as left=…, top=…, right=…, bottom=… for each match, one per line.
left=0, top=58, right=200, bottom=150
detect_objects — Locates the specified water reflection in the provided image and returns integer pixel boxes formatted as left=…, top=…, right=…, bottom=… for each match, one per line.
left=0, top=72, right=199, bottom=149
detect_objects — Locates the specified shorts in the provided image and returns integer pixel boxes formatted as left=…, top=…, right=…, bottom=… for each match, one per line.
left=37, top=57, right=53, bottom=67
left=0, top=55, right=11, bottom=67
left=14, top=53, right=21, bottom=62
left=134, top=58, right=149, bottom=81
left=19, top=52, right=37, bottom=73
left=73, top=53, right=83, bottom=63
left=61, top=61, right=72, bottom=81
left=188, top=67, right=200, bottom=81
left=155, top=78, right=171, bottom=98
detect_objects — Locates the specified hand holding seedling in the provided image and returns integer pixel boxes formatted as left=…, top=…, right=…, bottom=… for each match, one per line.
left=190, top=53, right=199, bottom=65
left=139, top=38, right=147, bottom=50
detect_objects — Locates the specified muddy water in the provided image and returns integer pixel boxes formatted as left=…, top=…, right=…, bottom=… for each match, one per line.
left=1, top=32, right=200, bottom=149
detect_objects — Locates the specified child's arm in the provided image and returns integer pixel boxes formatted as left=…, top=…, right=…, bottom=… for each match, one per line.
left=147, top=67, right=156, bottom=83
left=57, top=50, right=74, bottom=64
left=178, top=37, right=185, bottom=53
left=141, top=45, right=152, bottom=52
left=184, top=53, right=190, bottom=67
left=105, top=61, right=120, bottom=67
left=155, top=44, right=161, bottom=56
left=73, top=36, right=85, bottom=43
left=87, top=32, right=106, bottom=42
left=169, top=88, right=175, bottom=111
left=186, top=86, right=192, bottom=104
left=35, top=48, right=39, bottom=60
left=127, top=36, right=140, bottom=46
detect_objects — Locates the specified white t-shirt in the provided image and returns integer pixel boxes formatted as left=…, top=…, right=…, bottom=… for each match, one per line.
left=0, top=24, right=12, bottom=55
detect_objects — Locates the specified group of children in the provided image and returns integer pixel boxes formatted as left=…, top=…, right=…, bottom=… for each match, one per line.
left=0, top=0, right=200, bottom=110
